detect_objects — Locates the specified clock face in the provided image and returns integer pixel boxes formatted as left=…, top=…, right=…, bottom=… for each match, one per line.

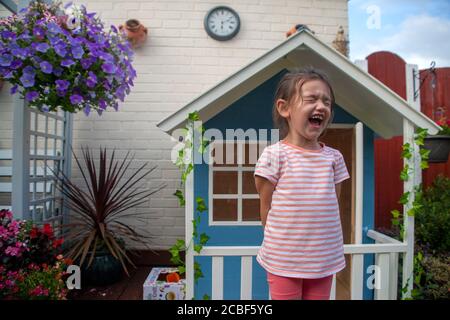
left=204, top=6, right=240, bottom=41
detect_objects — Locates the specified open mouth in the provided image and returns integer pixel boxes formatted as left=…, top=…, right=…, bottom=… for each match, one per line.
left=308, top=114, right=324, bottom=127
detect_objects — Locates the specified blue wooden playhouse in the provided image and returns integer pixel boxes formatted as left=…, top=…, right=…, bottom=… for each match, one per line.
left=158, top=29, right=440, bottom=300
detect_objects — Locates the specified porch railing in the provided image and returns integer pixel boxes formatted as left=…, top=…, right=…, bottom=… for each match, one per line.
left=192, top=230, right=407, bottom=300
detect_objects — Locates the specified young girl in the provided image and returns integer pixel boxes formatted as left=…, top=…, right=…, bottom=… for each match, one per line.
left=254, top=67, right=350, bottom=300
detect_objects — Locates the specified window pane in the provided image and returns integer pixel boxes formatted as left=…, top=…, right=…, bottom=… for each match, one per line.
left=213, top=171, right=237, bottom=194
left=212, top=143, right=237, bottom=166
left=242, top=199, right=260, bottom=221
left=242, top=171, right=257, bottom=194
left=213, top=199, right=237, bottom=221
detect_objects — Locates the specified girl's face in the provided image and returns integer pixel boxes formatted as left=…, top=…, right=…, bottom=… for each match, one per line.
left=277, top=79, right=332, bottom=143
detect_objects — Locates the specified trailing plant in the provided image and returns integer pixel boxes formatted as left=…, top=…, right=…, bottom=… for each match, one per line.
left=388, top=128, right=432, bottom=300
left=51, top=146, right=165, bottom=276
left=0, top=0, right=136, bottom=115
left=391, top=128, right=430, bottom=240
left=169, top=111, right=211, bottom=300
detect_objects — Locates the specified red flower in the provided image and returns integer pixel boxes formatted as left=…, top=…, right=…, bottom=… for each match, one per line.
left=42, top=224, right=53, bottom=237
left=52, top=238, right=63, bottom=249
left=30, top=227, right=39, bottom=239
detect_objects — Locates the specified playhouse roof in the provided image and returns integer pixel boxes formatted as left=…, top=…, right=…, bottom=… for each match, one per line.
left=157, top=29, right=440, bottom=139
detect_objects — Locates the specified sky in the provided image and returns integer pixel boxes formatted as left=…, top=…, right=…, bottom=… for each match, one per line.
left=349, top=0, right=450, bottom=69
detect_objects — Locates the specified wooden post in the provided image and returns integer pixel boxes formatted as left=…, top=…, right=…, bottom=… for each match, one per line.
left=401, top=64, right=422, bottom=299
left=185, top=170, right=194, bottom=300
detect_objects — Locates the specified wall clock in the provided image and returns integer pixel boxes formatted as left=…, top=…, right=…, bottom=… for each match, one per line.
left=204, top=6, right=241, bottom=41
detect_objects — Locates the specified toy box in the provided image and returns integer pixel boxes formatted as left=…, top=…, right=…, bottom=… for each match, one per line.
left=143, top=267, right=186, bottom=300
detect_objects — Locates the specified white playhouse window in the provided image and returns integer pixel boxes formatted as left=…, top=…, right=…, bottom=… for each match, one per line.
left=208, top=140, right=267, bottom=226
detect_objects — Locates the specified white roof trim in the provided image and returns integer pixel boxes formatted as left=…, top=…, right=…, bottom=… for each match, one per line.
left=157, top=29, right=440, bottom=138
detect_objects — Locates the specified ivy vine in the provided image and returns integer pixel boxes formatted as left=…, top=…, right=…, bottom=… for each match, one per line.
left=169, top=111, right=211, bottom=300
left=390, top=127, right=430, bottom=299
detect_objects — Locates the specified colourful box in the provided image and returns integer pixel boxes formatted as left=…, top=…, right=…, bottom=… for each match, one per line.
left=143, top=267, right=186, bottom=300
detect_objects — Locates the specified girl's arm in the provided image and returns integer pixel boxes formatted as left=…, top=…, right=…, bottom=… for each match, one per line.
left=255, top=176, right=275, bottom=228
left=335, top=182, right=342, bottom=199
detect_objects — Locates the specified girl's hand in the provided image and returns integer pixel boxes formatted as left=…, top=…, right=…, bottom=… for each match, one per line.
left=255, top=176, right=275, bottom=228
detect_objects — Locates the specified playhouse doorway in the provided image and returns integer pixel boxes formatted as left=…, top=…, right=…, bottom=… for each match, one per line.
left=320, top=126, right=355, bottom=300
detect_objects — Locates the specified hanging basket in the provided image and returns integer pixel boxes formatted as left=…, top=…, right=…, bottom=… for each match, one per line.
left=423, top=135, right=450, bottom=163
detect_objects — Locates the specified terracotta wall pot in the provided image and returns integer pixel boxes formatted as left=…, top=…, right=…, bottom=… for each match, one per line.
left=119, top=19, right=148, bottom=48
left=423, top=135, right=450, bottom=163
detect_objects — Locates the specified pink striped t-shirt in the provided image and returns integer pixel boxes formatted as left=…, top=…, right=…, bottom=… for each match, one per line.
left=254, top=140, right=350, bottom=279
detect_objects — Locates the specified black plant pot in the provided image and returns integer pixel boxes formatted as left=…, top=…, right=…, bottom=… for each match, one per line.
left=423, top=135, right=450, bottom=163
left=81, top=253, right=123, bottom=287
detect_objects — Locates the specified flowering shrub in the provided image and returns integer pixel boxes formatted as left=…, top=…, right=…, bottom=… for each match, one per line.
left=0, top=209, right=69, bottom=300
left=436, top=119, right=450, bottom=136
left=0, top=255, right=69, bottom=300
left=0, top=0, right=136, bottom=115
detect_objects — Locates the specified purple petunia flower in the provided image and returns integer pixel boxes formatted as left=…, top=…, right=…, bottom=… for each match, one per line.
left=41, top=105, right=50, bottom=113
left=47, top=22, right=62, bottom=34
left=33, top=26, right=45, bottom=39
left=83, top=105, right=91, bottom=116
left=71, top=45, right=84, bottom=59
left=53, top=67, right=63, bottom=77
left=40, top=61, right=53, bottom=74
left=86, top=71, right=97, bottom=88
left=56, top=79, right=70, bottom=91
left=20, top=74, right=35, bottom=88
left=1, top=30, right=16, bottom=41
left=61, top=59, right=75, bottom=67
left=11, top=48, right=29, bottom=60
left=35, top=42, right=50, bottom=53
left=10, top=60, right=23, bottom=69
left=23, top=65, right=36, bottom=76
left=70, top=94, right=84, bottom=105
left=81, top=57, right=94, bottom=69
left=99, top=99, right=107, bottom=110
left=0, top=54, right=13, bottom=67
left=25, top=91, right=39, bottom=102
left=54, top=42, right=67, bottom=57
left=10, top=85, right=18, bottom=95
left=101, top=62, right=117, bottom=74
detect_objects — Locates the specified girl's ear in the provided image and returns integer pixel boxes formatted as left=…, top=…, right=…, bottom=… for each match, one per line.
left=276, top=99, right=290, bottom=119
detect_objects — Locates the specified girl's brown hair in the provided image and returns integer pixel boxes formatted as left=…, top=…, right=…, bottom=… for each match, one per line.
left=272, top=67, right=335, bottom=139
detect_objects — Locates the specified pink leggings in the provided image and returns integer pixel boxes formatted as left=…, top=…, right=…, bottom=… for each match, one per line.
left=267, top=272, right=333, bottom=300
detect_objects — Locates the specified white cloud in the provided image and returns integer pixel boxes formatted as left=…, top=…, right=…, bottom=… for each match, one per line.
left=352, top=14, right=450, bottom=69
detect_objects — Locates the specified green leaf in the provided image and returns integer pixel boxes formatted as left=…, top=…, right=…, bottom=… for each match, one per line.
left=192, top=219, right=198, bottom=238
left=407, top=207, right=415, bottom=217
left=188, top=111, right=200, bottom=121
left=391, top=209, right=401, bottom=219
left=199, top=233, right=210, bottom=245
left=202, top=294, right=211, bottom=300
left=392, top=219, right=399, bottom=226
left=174, top=190, right=186, bottom=207
left=196, top=197, right=207, bottom=212
left=194, top=244, right=203, bottom=253
left=176, top=239, right=186, bottom=248
left=420, top=160, right=429, bottom=170
left=178, top=265, right=186, bottom=275
left=401, top=143, right=412, bottom=159
left=400, top=165, right=410, bottom=181
left=398, top=192, right=410, bottom=205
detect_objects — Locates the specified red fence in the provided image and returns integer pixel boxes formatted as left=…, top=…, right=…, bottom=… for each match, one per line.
left=367, top=52, right=450, bottom=229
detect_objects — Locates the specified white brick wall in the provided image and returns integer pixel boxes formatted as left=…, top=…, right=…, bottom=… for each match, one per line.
left=0, top=0, right=348, bottom=250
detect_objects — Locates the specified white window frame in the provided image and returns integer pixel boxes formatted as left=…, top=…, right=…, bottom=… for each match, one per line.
left=208, top=140, right=267, bottom=226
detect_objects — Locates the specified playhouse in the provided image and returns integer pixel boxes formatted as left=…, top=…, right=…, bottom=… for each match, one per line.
left=162, top=29, right=439, bottom=300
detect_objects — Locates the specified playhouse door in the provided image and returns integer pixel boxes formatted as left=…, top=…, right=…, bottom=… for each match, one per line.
left=320, top=127, right=355, bottom=300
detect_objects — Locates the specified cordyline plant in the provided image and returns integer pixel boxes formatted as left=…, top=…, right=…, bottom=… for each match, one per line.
left=51, top=146, right=165, bottom=275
